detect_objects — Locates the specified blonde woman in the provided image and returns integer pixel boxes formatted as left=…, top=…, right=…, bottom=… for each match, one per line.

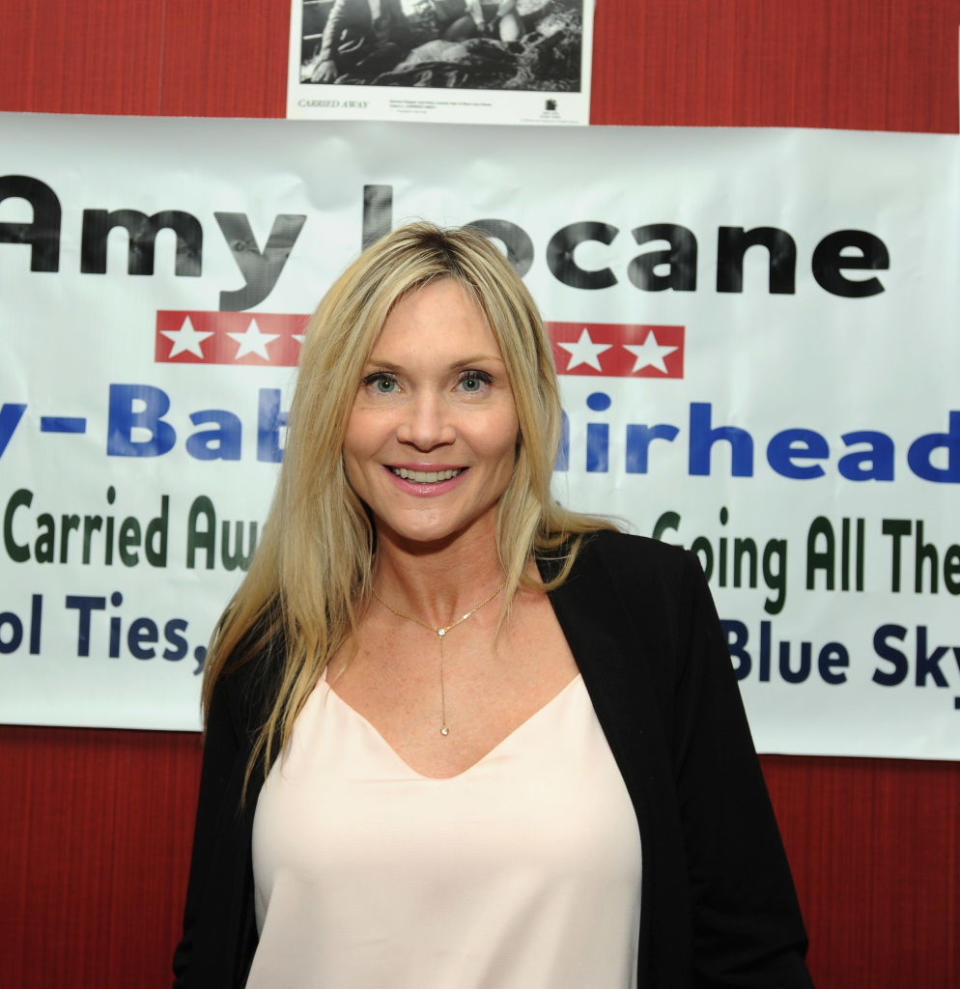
left=173, top=223, right=813, bottom=988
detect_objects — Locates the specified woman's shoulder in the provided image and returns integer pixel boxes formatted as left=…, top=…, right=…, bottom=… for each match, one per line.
left=540, top=529, right=707, bottom=638
left=206, top=625, right=286, bottom=736
left=572, top=528, right=696, bottom=587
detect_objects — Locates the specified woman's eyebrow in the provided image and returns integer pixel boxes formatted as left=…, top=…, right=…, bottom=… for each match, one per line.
left=364, top=354, right=505, bottom=371
left=450, top=354, right=505, bottom=368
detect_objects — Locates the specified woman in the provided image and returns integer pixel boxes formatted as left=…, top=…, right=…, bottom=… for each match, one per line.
left=173, top=223, right=814, bottom=987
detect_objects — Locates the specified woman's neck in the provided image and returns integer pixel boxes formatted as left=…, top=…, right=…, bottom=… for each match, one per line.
left=371, top=525, right=509, bottom=629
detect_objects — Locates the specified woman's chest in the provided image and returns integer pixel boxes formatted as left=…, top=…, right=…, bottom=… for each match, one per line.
left=328, top=594, right=580, bottom=778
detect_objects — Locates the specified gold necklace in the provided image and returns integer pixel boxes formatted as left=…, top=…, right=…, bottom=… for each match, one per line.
left=371, top=579, right=507, bottom=737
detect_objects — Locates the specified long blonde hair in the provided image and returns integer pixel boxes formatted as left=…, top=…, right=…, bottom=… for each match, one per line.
left=201, top=222, right=613, bottom=786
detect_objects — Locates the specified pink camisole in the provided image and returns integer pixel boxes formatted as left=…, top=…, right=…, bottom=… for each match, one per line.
left=249, top=672, right=642, bottom=988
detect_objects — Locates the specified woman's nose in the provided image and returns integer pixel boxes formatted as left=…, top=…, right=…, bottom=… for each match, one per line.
left=396, top=392, right=456, bottom=450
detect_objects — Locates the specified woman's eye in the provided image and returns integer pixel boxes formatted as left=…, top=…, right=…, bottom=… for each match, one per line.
left=459, top=370, right=492, bottom=392
left=364, top=372, right=397, bottom=394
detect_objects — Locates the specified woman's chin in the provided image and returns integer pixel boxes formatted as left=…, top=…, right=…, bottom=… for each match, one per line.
left=373, top=509, right=498, bottom=556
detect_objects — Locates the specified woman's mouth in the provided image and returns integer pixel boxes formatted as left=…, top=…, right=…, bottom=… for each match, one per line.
left=389, top=467, right=465, bottom=483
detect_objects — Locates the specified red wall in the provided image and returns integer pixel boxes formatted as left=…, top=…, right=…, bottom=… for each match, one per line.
left=1, top=2, right=959, bottom=986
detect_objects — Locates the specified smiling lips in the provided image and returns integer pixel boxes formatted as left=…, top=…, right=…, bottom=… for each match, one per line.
left=389, top=466, right=466, bottom=483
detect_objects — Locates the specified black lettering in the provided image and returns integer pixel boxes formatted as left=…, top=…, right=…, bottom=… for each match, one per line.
left=546, top=222, right=618, bottom=290
left=717, top=226, right=796, bottom=294
left=806, top=516, right=836, bottom=590
left=186, top=495, right=216, bottom=569
left=812, top=230, right=888, bottom=297
left=882, top=518, right=911, bottom=592
left=3, top=488, right=31, bottom=563
left=628, top=223, right=697, bottom=291
left=216, top=212, right=306, bottom=311
left=467, top=219, right=534, bottom=278
left=220, top=520, right=258, bottom=572
left=362, top=184, right=393, bottom=250
left=81, top=209, right=202, bottom=275
left=0, top=175, right=61, bottom=271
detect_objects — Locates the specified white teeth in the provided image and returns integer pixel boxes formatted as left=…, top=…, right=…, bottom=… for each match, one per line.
left=392, top=467, right=463, bottom=483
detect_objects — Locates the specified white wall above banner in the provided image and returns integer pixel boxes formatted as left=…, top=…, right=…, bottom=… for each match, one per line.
left=0, top=114, right=958, bottom=759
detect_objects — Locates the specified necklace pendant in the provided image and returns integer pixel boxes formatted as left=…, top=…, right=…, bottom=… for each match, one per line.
left=372, top=580, right=507, bottom=746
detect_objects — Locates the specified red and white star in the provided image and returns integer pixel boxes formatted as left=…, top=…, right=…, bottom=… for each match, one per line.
left=624, top=330, right=678, bottom=374
left=557, top=327, right=612, bottom=371
left=160, top=316, right=215, bottom=358
left=227, top=318, right=280, bottom=361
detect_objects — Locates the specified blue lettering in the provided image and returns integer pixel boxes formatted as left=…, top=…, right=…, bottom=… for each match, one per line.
left=586, top=422, right=608, bottom=472
left=838, top=430, right=894, bottom=481
left=186, top=409, right=242, bottom=461
left=0, top=611, right=24, bottom=654
left=767, top=428, right=829, bottom=479
left=107, top=384, right=176, bottom=457
left=127, top=617, right=159, bottom=659
left=0, top=403, right=26, bottom=458
left=555, top=410, right=569, bottom=471
left=65, top=594, right=106, bottom=657
left=550, top=404, right=957, bottom=484
left=818, top=642, right=849, bottom=684
left=585, top=392, right=611, bottom=472
left=915, top=625, right=949, bottom=687
left=689, top=402, right=754, bottom=477
left=163, top=618, right=189, bottom=660
left=257, top=388, right=288, bottom=463
left=723, top=619, right=751, bottom=678
left=626, top=423, right=679, bottom=473
left=872, top=624, right=908, bottom=685
left=907, top=411, right=960, bottom=483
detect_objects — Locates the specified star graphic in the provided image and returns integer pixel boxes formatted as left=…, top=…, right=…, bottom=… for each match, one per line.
left=556, top=328, right=612, bottom=371
left=227, top=318, right=280, bottom=361
left=293, top=333, right=306, bottom=347
left=160, top=316, right=214, bottom=359
left=623, top=331, right=678, bottom=374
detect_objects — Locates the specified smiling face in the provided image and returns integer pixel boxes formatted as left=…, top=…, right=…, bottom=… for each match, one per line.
left=343, top=278, right=520, bottom=552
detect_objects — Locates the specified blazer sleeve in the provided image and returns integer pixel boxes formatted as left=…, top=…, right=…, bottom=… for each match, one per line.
left=671, top=551, right=814, bottom=988
left=172, top=674, right=256, bottom=988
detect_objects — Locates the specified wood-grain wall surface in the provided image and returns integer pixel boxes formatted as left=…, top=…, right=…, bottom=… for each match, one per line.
left=1, top=1, right=958, bottom=987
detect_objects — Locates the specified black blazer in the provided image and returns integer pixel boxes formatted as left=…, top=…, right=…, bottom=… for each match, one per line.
left=173, top=531, right=813, bottom=988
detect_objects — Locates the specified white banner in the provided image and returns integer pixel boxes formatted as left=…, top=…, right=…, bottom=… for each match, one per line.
left=1, top=114, right=958, bottom=759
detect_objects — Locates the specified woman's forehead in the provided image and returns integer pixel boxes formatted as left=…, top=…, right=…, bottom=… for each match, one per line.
left=367, top=278, right=500, bottom=357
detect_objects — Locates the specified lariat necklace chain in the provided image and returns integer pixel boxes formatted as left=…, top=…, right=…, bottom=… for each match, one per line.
left=371, top=579, right=507, bottom=737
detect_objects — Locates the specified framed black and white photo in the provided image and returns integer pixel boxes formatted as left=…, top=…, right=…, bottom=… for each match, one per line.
left=287, top=0, right=594, bottom=123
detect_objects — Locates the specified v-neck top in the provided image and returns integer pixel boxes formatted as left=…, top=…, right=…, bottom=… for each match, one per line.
left=248, top=671, right=642, bottom=989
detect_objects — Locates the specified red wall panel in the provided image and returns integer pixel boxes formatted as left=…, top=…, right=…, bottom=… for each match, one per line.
left=156, top=1, right=289, bottom=117
left=765, top=755, right=960, bottom=987
left=0, top=726, right=201, bottom=988
left=1, top=1, right=958, bottom=987
left=591, top=0, right=960, bottom=132
left=5, top=0, right=958, bottom=128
